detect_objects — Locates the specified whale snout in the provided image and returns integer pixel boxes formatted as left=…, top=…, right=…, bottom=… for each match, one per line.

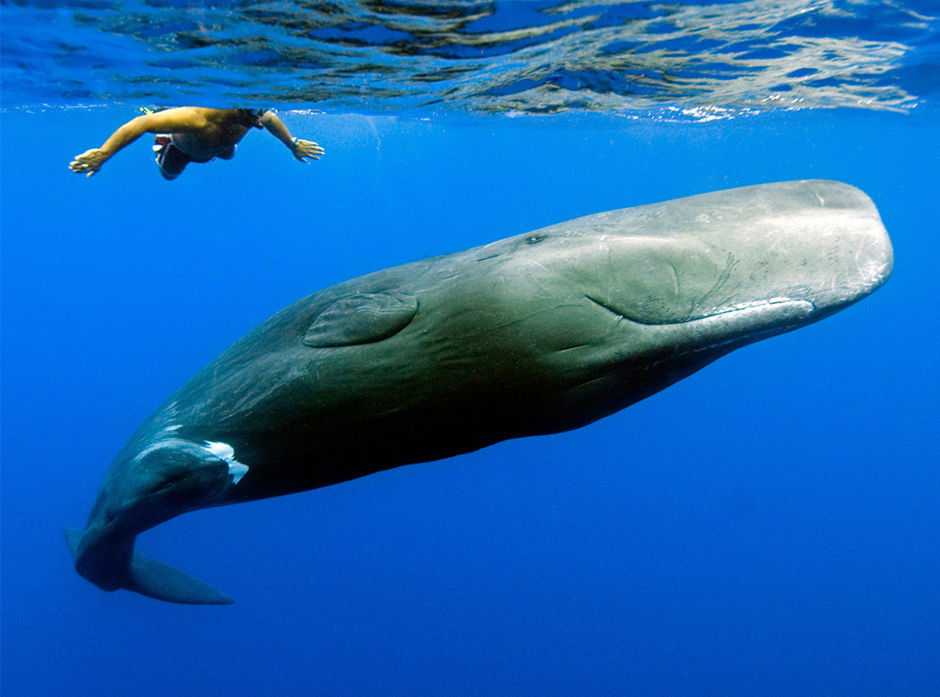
left=798, top=185, right=893, bottom=312
left=578, top=180, right=893, bottom=331
left=729, top=179, right=893, bottom=319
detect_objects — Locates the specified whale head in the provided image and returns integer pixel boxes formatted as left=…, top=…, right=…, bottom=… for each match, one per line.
left=389, top=179, right=893, bottom=435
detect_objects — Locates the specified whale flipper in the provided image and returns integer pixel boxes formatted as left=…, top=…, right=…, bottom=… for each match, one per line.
left=64, top=527, right=233, bottom=605
left=303, top=291, right=418, bottom=347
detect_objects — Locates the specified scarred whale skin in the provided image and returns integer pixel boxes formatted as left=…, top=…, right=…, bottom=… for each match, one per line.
left=66, top=180, right=893, bottom=604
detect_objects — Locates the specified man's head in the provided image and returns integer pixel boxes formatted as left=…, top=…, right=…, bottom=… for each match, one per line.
left=235, top=108, right=266, bottom=129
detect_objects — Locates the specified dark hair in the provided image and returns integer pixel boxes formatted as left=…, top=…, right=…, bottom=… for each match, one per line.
left=234, top=108, right=266, bottom=127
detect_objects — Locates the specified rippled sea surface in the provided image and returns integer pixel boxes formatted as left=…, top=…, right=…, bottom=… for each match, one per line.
left=2, top=0, right=938, bottom=116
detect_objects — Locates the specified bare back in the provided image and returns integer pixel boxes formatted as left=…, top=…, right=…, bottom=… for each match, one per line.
left=170, top=108, right=259, bottom=158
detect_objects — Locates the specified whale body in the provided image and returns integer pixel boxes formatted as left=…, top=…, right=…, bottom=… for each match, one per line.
left=66, top=180, right=893, bottom=604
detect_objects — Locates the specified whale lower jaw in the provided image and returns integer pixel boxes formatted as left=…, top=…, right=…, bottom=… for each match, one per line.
left=586, top=294, right=815, bottom=327
left=586, top=295, right=818, bottom=355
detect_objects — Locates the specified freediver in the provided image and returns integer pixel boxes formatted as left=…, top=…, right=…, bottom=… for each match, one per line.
left=69, top=107, right=324, bottom=180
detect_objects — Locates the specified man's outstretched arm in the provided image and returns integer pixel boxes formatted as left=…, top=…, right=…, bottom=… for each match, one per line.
left=69, top=107, right=210, bottom=177
left=259, top=111, right=325, bottom=162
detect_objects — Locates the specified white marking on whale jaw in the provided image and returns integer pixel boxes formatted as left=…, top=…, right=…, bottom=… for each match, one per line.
left=204, top=441, right=250, bottom=485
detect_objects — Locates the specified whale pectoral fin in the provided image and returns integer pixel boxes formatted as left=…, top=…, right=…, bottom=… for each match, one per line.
left=303, top=291, right=418, bottom=347
left=64, top=527, right=233, bottom=605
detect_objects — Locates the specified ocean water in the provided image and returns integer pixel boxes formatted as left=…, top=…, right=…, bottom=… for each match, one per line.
left=1, top=2, right=939, bottom=696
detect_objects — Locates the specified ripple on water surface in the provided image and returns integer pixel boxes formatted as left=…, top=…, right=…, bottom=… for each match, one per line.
left=1, top=1, right=937, bottom=116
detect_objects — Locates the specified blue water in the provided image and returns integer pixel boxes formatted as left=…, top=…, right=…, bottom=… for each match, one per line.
left=2, top=3, right=939, bottom=697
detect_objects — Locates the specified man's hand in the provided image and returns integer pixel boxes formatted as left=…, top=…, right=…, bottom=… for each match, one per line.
left=291, top=138, right=325, bottom=162
left=69, top=148, right=109, bottom=177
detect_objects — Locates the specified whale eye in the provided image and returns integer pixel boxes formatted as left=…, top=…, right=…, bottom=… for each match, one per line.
left=525, top=233, right=548, bottom=245
left=303, top=292, right=418, bottom=347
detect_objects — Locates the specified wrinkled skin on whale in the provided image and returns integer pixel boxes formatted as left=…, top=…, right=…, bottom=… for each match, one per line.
left=66, top=180, right=893, bottom=604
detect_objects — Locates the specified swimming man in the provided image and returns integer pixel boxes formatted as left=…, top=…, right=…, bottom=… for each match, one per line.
left=69, top=107, right=324, bottom=180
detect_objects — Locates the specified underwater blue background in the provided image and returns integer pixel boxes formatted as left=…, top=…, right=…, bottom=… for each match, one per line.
left=3, top=104, right=938, bottom=697
left=2, top=0, right=940, bottom=688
